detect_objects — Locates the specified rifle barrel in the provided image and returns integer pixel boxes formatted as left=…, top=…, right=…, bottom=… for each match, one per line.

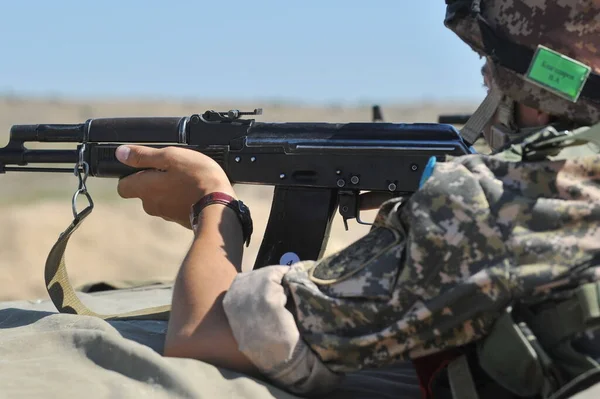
left=10, top=124, right=86, bottom=142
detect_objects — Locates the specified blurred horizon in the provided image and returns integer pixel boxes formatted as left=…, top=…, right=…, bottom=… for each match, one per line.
left=0, top=1, right=487, bottom=106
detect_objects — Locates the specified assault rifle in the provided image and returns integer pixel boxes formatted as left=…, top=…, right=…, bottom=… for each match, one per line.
left=0, top=108, right=474, bottom=271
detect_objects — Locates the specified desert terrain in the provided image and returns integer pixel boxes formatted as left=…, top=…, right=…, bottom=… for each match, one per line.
left=0, top=95, right=481, bottom=301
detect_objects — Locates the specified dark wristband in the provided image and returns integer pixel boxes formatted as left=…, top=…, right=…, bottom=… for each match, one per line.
left=189, top=192, right=253, bottom=247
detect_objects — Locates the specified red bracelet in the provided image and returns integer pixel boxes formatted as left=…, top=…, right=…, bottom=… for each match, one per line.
left=189, top=192, right=253, bottom=247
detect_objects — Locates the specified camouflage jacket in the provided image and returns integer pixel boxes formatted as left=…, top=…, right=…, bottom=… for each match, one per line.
left=222, top=124, right=600, bottom=398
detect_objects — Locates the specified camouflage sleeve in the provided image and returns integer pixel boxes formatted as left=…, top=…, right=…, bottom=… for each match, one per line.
left=221, top=263, right=344, bottom=395
left=221, top=198, right=408, bottom=395
left=280, top=197, right=414, bottom=373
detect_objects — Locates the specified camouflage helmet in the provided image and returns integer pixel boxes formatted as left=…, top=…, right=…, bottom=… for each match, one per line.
left=444, top=0, right=600, bottom=126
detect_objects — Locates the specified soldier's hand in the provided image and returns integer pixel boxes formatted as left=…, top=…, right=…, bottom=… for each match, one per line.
left=115, top=145, right=235, bottom=229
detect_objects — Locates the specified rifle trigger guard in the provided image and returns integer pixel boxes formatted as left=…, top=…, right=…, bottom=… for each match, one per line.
left=338, top=190, right=372, bottom=231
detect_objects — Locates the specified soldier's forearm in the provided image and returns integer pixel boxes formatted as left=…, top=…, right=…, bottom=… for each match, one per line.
left=163, top=205, right=259, bottom=376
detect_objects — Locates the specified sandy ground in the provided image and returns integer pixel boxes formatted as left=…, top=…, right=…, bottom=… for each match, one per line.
left=0, top=96, right=481, bottom=301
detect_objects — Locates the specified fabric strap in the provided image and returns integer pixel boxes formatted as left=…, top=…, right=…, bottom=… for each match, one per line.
left=44, top=205, right=171, bottom=321
left=459, top=85, right=503, bottom=146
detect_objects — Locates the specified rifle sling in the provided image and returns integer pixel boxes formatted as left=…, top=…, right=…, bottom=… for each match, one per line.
left=44, top=204, right=171, bottom=321
left=459, top=85, right=503, bottom=146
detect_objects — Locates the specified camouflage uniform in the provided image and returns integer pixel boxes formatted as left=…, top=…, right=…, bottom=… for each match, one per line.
left=222, top=1, right=600, bottom=397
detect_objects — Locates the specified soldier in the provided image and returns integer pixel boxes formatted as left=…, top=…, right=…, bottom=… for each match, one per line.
left=115, top=1, right=600, bottom=398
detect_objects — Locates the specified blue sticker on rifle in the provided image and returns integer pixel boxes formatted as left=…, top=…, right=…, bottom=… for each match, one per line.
left=280, top=252, right=300, bottom=266
left=419, top=156, right=436, bottom=188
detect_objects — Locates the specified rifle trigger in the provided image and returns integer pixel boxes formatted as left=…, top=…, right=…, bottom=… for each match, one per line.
left=338, top=190, right=358, bottom=231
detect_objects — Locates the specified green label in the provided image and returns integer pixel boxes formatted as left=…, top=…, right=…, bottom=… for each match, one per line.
left=526, top=45, right=591, bottom=102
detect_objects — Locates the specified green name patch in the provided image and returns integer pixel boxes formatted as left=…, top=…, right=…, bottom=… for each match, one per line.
left=525, top=45, right=591, bottom=102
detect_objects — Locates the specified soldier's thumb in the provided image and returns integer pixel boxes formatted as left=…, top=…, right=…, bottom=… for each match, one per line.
left=115, top=145, right=165, bottom=169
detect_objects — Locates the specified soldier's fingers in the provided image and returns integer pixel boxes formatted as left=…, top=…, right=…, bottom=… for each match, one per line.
left=115, top=145, right=172, bottom=170
left=117, top=169, right=166, bottom=199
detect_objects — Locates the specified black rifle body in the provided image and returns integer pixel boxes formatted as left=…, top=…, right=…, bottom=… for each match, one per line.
left=0, top=110, right=474, bottom=269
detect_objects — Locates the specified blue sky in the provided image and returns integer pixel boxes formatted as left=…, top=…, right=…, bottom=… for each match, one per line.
left=0, top=1, right=487, bottom=104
